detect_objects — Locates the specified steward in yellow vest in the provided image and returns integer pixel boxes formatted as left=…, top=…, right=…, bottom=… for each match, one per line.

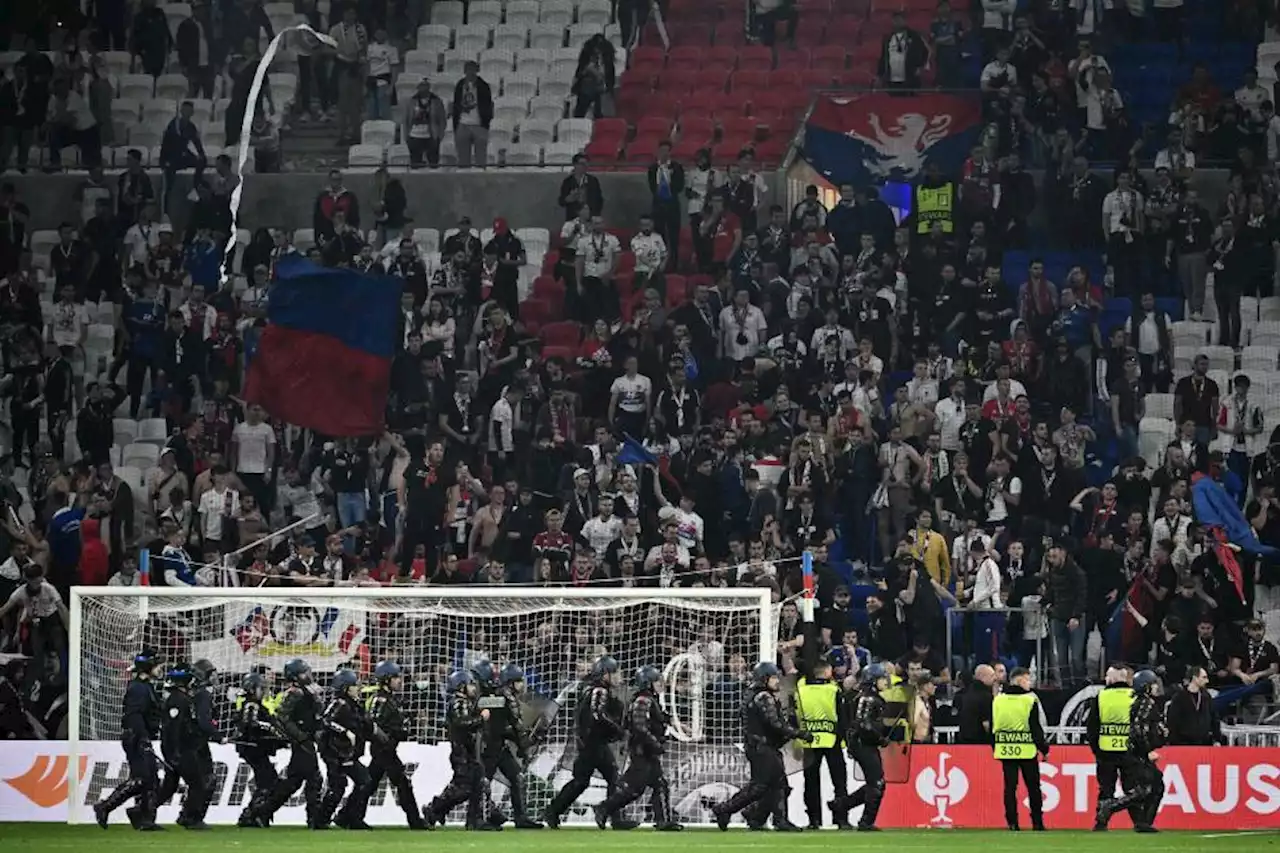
left=991, top=667, right=1048, bottom=831
left=793, top=658, right=850, bottom=829
left=1087, top=666, right=1136, bottom=831
left=913, top=163, right=955, bottom=236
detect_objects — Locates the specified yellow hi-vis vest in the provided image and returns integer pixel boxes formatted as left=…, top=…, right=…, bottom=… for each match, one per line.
left=915, top=183, right=955, bottom=234
left=992, top=692, right=1038, bottom=760
left=880, top=680, right=912, bottom=743
left=1097, top=687, right=1135, bottom=753
left=794, top=677, right=839, bottom=749
left=263, top=691, right=285, bottom=716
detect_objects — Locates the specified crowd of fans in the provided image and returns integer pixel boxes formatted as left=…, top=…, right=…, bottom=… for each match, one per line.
left=3, top=0, right=1280, bottom=746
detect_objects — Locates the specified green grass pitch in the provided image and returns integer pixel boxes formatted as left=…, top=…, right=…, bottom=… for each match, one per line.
left=8, top=825, right=1280, bottom=852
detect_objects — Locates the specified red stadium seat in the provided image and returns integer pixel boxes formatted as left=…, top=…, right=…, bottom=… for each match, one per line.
left=851, top=40, right=881, bottom=64
left=541, top=344, right=577, bottom=363
left=749, top=109, right=783, bottom=131
left=619, top=67, right=656, bottom=92
left=671, top=23, right=713, bottom=46
left=617, top=251, right=636, bottom=274
left=626, top=136, right=662, bottom=163
left=519, top=298, right=551, bottom=333
left=767, top=70, right=802, bottom=90
left=737, top=46, right=773, bottom=71
left=671, top=138, right=708, bottom=162
left=704, top=45, right=740, bottom=69
left=795, top=17, right=827, bottom=46
left=834, top=67, right=877, bottom=87
left=752, top=88, right=795, bottom=113
left=799, top=69, right=837, bottom=89
left=615, top=271, right=636, bottom=302
left=541, top=251, right=560, bottom=273
left=667, top=46, right=703, bottom=72
left=655, top=73, right=696, bottom=97
left=824, top=16, right=862, bottom=43
left=533, top=275, right=566, bottom=303
left=630, top=46, right=666, bottom=71
left=583, top=138, right=621, bottom=162
left=677, top=114, right=716, bottom=144
left=592, top=117, right=628, bottom=141
left=720, top=114, right=760, bottom=141
left=730, top=69, right=770, bottom=92
left=776, top=50, right=811, bottom=72
left=636, top=114, right=676, bottom=138
left=809, top=44, right=848, bottom=69
left=664, top=274, right=689, bottom=307
left=540, top=321, right=582, bottom=348
left=679, top=88, right=722, bottom=115
left=713, top=138, right=750, bottom=160
left=695, top=67, right=732, bottom=92
left=711, top=25, right=746, bottom=47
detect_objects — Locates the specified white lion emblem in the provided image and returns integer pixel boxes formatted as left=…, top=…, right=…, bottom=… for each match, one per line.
left=846, top=111, right=955, bottom=179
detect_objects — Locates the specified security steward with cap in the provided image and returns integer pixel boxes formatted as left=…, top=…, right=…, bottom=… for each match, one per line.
left=992, top=666, right=1049, bottom=831
left=794, top=656, right=849, bottom=829
left=1086, top=665, right=1135, bottom=831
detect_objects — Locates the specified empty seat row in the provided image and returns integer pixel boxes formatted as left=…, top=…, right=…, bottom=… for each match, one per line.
left=430, top=0, right=613, bottom=27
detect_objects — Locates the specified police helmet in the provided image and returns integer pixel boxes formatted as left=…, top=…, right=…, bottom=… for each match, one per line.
left=167, top=661, right=194, bottom=684
left=471, top=658, right=496, bottom=685
left=447, top=670, right=475, bottom=693
left=133, top=647, right=163, bottom=674
left=591, top=655, right=620, bottom=680
left=751, top=661, right=781, bottom=686
left=1133, top=669, right=1161, bottom=695
left=374, top=661, right=403, bottom=683
left=332, top=669, right=360, bottom=694
left=191, top=659, right=218, bottom=686
left=861, top=663, right=888, bottom=686
left=634, top=664, right=663, bottom=691
left=242, top=672, right=266, bottom=696
left=283, top=658, right=312, bottom=684
left=499, top=663, right=525, bottom=687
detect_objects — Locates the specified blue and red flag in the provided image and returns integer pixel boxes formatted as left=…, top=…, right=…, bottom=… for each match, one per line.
left=244, top=255, right=401, bottom=436
left=802, top=92, right=983, bottom=187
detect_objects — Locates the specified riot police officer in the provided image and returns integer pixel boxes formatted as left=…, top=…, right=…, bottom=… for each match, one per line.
left=481, top=662, right=543, bottom=828
left=93, top=648, right=165, bottom=831
left=234, top=672, right=284, bottom=828
left=318, top=669, right=374, bottom=829
left=542, top=656, right=634, bottom=829
left=829, top=663, right=890, bottom=831
left=365, top=661, right=430, bottom=829
left=1087, top=665, right=1135, bottom=831
left=1097, top=670, right=1167, bottom=833
left=712, top=661, right=811, bottom=831
left=592, top=664, right=683, bottom=831
left=422, top=670, right=493, bottom=829
left=247, top=658, right=325, bottom=828
left=156, top=659, right=222, bottom=829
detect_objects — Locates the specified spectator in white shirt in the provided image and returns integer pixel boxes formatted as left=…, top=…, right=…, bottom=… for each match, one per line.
left=123, top=207, right=164, bottom=267
left=630, top=214, right=668, bottom=292
left=1235, top=68, right=1268, bottom=121
left=488, top=382, right=523, bottom=481
left=47, top=75, right=102, bottom=169
left=935, top=376, right=968, bottom=452
left=365, top=28, right=396, bottom=121
left=577, top=215, right=621, bottom=322
left=905, top=357, right=939, bottom=408
left=179, top=283, right=218, bottom=340
left=978, top=0, right=1016, bottom=61
left=968, top=538, right=1004, bottom=609
left=1068, top=40, right=1112, bottom=110
left=609, top=355, right=653, bottom=439
left=980, top=47, right=1018, bottom=99
left=809, top=309, right=856, bottom=361
left=719, top=287, right=768, bottom=361
left=581, top=497, right=623, bottom=556
left=1154, top=130, right=1196, bottom=180
left=196, top=466, right=240, bottom=552
left=231, top=404, right=276, bottom=512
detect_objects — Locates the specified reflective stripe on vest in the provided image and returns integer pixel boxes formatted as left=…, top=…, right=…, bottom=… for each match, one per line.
left=263, top=691, right=284, bottom=716
left=992, top=692, right=1038, bottom=760
left=1098, top=687, right=1134, bottom=753
left=880, top=682, right=911, bottom=743
left=795, top=677, right=839, bottom=749
left=915, top=184, right=954, bottom=234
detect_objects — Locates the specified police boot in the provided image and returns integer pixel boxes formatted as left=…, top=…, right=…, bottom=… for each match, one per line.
left=136, top=794, right=165, bottom=831
left=592, top=804, right=610, bottom=830
left=711, top=804, right=732, bottom=832
left=126, top=807, right=143, bottom=829
left=773, top=819, right=803, bottom=832
left=653, top=782, right=683, bottom=831
left=94, top=779, right=141, bottom=828
left=513, top=816, right=544, bottom=829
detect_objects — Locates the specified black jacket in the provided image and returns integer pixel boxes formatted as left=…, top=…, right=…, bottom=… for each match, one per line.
left=647, top=161, right=686, bottom=204
left=957, top=681, right=994, bottom=745
left=878, top=29, right=928, bottom=87
left=1044, top=557, right=1088, bottom=623
left=557, top=173, right=604, bottom=220
left=1166, top=687, right=1220, bottom=746
left=175, top=16, right=218, bottom=69
left=160, top=116, right=206, bottom=167
left=450, top=76, right=494, bottom=129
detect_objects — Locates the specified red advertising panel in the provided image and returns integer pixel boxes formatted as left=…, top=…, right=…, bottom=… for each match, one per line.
left=879, top=746, right=1280, bottom=829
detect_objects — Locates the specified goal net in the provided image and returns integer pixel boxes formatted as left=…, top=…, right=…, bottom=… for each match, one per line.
left=68, top=586, right=774, bottom=826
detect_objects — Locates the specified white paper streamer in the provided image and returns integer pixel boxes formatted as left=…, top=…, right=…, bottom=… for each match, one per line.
left=222, top=24, right=339, bottom=286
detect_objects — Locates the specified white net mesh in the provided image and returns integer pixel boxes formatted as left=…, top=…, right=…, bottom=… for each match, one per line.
left=72, top=588, right=773, bottom=825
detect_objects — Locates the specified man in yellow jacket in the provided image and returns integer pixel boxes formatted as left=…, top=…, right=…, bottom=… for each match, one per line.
left=907, top=509, right=951, bottom=586
left=992, top=667, right=1049, bottom=831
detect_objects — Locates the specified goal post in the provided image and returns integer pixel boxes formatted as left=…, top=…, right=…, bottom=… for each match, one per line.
left=67, top=585, right=775, bottom=825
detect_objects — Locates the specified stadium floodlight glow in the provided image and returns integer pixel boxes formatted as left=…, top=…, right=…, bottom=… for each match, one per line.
left=67, top=585, right=774, bottom=825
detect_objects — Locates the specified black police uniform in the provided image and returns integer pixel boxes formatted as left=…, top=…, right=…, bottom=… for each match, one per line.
left=830, top=685, right=888, bottom=829
left=714, top=685, right=803, bottom=827
left=94, top=673, right=163, bottom=829
left=252, top=683, right=324, bottom=826
left=234, top=692, right=284, bottom=826
left=1101, top=692, right=1168, bottom=832
left=158, top=676, right=211, bottom=824
left=593, top=687, right=681, bottom=830
left=542, top=677, right=626, bottom=826
left=478, top=679, right=538, bottom=827
left=422, top=688, right=488, bottom=826
left=157, top=679, right=216, bottom=827
left=1086, top=684, right=1139, bottom=830
left=318, top=688, right=375, bottom=828
left=366, top=685, right=428, bottom=829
